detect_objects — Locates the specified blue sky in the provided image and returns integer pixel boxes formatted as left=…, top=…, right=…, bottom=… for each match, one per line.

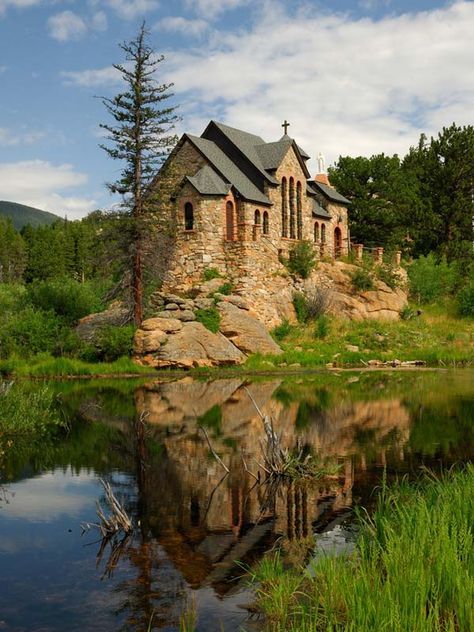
left=0, top=0, right=472, bottom=218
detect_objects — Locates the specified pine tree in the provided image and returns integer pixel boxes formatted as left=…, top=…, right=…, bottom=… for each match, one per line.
left=100, top=23, right=179, bottom=325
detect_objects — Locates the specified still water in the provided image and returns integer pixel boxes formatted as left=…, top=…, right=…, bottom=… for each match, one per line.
left=1, top=370, right=473, bottom=631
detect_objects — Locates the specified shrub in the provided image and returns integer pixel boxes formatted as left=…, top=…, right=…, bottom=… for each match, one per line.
left=314, top=314, right=330, bottom=339
left=0, top=307, right=66, bottom=358
left=400, top=305, right=418, bottom=320
left=375, top=264, right=401, bottom=290
left=285, top=241, right=316, bottom=279
left=272, top=319, right=293, bottom=341
left=304, top=287, right=333, bottom=319
left=202, top=267, right=222, bottom=281
left=195, top=307, right=221, bottom=333
left=350, top=267, right=374, bottom=292
left=216, top=282, right=233, bottom=296
left=28, top=278, right=103, bottom=325
left=91, top=325, right=135, bottom=362
left=407, top=254, right=455, bottom=303
left=292, top=292, right=308, bottom=323
left=457, top=278, right=474, bottom=317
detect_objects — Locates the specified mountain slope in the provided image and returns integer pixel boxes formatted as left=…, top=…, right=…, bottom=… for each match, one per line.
left=0, top=200, right=61, bottom=230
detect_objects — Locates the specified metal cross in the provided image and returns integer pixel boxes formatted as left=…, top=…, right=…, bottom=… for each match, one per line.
left=282, top=120, right=290, bottom=134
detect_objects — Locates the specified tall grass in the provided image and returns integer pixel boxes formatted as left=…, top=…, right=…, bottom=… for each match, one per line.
left=252, top=466, right=474, bottom=631
left=0, top=354, right=152, bottom=378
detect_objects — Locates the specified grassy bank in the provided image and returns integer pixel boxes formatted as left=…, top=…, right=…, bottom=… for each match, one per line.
left=247, top=303, right=474, bottom=371
left=0, top=354, right=152, bottom=378
left=250, top=465, right=474, bottom=631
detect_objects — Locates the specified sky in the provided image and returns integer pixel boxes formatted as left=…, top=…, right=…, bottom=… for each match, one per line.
left=0, top=0, right=473, bottom=219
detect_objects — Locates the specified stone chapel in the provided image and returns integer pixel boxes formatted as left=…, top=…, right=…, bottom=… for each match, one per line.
left=151, top=120, right=351, bottom=295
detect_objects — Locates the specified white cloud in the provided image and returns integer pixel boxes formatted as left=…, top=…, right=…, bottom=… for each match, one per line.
left=358, top=0, right=391, bottom=10
left=0, top=65, right=6, bottom=73
left=91, top=9, right=107, bottom=31
left=48, top=10, right=87, bottom=42
left=0, top=127, right=45, bottom=146
left=61, top=65, right=121, bottom=87
left=162, top=1, right=474, bottom=170
left=155, top=15, right=209, bottom=37
left=105, top=0, right=159, bottom=20
left=184, top=0, right=251, bottom=19
left=0, top=160, right=96, bottom=218
left=0, top=0, right=41, bottom=17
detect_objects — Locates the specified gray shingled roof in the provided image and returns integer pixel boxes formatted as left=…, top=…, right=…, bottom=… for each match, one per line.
left=186, top=165, right=230, bottom=196
left=255, top=139, right=292, bottom=170
left=310, top=180, right=351, bottom=205
left=185, top=134, right=271, bottom=205
left=312, top=199, right=332, bottom=219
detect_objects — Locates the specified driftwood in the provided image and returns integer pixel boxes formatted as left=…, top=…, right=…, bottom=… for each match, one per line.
left=82, top=479, right=133, bottom=537
left=199, top=425, right=230, bottom=473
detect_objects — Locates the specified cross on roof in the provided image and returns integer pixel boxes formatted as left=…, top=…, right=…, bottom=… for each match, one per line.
left=282, top=120, right=290, bottom=135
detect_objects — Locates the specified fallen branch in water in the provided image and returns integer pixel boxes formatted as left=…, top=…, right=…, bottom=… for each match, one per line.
left=199, top=425, right=229, bottom=473
left=82, top=479, right=133, bottom=537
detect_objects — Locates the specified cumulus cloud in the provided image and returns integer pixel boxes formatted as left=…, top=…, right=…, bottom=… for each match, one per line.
left=0, top=160, right=96, bottom=218
left=0, top=0, right=41, bottom=17
left=155, top=15, right=209, bottom=37
left=91, top=9, right=107, bottom=31
left=105, top=0, right=159, bottom=20
left=48, top=10, right=87, bottom=42
left=0, top=127, right=45, bottom=146
left=161, top=1, right=474, bottom=170
left=184, top=0, right=251, bottom=19
left=61, top=65, right=121, bottom=87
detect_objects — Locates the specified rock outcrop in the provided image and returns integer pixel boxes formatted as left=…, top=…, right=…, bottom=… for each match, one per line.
left=217, top=300, right=283, bottom=355
left=76, top=301, right=129, bottom=342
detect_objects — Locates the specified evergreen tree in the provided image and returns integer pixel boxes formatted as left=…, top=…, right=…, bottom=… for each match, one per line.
left=99, top=23, right=179, bottom=324
left=0, top=218, right=26, bottom=282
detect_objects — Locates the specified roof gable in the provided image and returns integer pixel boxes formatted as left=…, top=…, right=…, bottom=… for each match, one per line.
left=186, top=165, right=230, bottom=196
left=308, top=180, right=351, bottom=205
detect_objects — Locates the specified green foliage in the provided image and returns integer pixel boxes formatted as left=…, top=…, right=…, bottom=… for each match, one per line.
left=202, top=267, right=222, bottom=281
left=198, top=405, right=222, bottom=435
left=407, top=253, right=456, bottom=303
left=314, top=314, right=330, bottom=339
left=0, top=200, right=59, bottom=230
left=216, top=282, right=233, bottom=295
left=457, top=275, right=474, bottom=317
left=272, top=319, right=293, bottom=341
left=400, top=304, right=418, bottom=320
left=195, top=307, right=221, bottom=333
left=375, top=263, right=401, bottom=289
left=285, top=241, right=316, bottom=279
left=292, top=292, right=308, bottom=323
left=28, top=278, right=103, bottom=325
left=0, top=217, right=26, bottom=282
left=0, top=382, right=64, bottom=436
left=350, top=266, right=374, bottom=291
left=90, top=325, right=135, bottom=362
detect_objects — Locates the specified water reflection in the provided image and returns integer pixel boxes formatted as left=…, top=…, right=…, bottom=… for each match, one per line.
left=0, top=371, right=473, bottom=631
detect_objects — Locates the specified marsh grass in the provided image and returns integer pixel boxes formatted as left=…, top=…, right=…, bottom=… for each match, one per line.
left=0, top=354, right=151, bottom=378
left=251, top=465, right=474, bottom=631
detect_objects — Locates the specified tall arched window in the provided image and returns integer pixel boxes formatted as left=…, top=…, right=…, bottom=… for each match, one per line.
left=289, top=177, right=295, bottom=239
left=321, top=223, right=326, bottom=243
left=314, top=221, right=320, bottom=242
left=225, top=201, right=235, bottom=241
left=184, top=202, right=194, bottom=231
left=281, top=177, right=288, bottom=237
left=296, top=181, right=302, bottom=240
left=334, top=227, right=342, bottom=258
left=263, top=211, right=269, bottom=235
left=254, top=209, right=261, bottom=225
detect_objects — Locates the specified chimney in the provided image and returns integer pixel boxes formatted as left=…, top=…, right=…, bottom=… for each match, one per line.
left=314, top=173, right=331, bottom=186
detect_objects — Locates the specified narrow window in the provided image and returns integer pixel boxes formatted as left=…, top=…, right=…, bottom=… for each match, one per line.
left=184, top=202, right=194, bottom=230
left=263, top=211, right=269, bottom=235
left=289, top=177, right=295, bottom=239
left=296, top=181, right=302, bottom=239
left=281, top=177, right=288, bottom=237
left=334, top=226, right=342, bottom=258
left=225, top=200, right=235, bottom=240
left=254, top=209, right=261, bottom=225
left=314, top=221, right=320, bottom=242
left=321, top=223, right=326, bottom=243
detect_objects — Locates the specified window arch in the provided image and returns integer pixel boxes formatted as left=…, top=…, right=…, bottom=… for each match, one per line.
left=225, top=200, right=235, bottom=241
left=281, top=177, right=288, bottom=237
left=314, top=221, right=320, bottom=242
left=296, top=181, right=302, bottom=239
left=289, top=177, right=295, bottom=239
left=321, top=223, right=326, bottom=243
left=334, top=226, right=342, bottom=258
left=184, top=202, right=194, bottom=231
left=263, top=211, right=269, bottom=235
left=254, top=209, right=261, bottom=225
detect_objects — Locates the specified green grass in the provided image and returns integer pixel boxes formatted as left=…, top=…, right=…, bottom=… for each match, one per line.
left=251, top=465, right=474, bottom=631
left=0, top=353, right=151, bottom=378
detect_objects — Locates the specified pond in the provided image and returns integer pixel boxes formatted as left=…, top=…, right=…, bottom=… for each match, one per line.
left=1, top=370, right=473, bottom=631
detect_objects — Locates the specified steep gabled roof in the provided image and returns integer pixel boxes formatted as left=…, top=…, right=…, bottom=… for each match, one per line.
left=185, top=134, right=271, bottom=205
left=308, top=180, right=351, bottom=205
left=312, top=199, right=332, bottom=219
left=186, top=165, right=230, bottom=196
left=255, top=139, right=293, bottom=170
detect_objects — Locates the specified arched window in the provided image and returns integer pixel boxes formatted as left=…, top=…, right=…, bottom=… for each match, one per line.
left=225, top=200, right=235, bottom=241
left=334, top=226, right=342, bottom=258
left=254, top=209, right=261, bottom=225
left=184, top=202, right=194, bottom=231
left=289, top=177, right=295, bottom=239
left=321, top=223, right=326, bottom=243
left=296, top=181, right=302, bottom=239
left=281, top=177, right=288, bottom=237
left=314, top=221, right=320, bottom=242
left=263, top=211, right=269, bottom=235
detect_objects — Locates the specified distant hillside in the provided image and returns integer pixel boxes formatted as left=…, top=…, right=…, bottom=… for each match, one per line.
left=0, top=200, right=61, bottom=230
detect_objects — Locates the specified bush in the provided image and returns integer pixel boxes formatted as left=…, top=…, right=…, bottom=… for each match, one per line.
left=304, top=287, right=333, bottom=319
left=195, top=307, right=221, bottom=333
left=350, top=267, right=374, bottom=292
left=285, top=241, right=316, bottom=279
left=457, top=278, right=474, bottom=317
left=407, top=254, right=455, bottom=303
left=272, top=319, right=293, bottom=341
left=89, top=325, right=135, bottom=362
left=0, top=307, right=70, bottom=358
left=375, top=264, right=401, bottom=290
left=216, top=282, right=233, bottom=296
left=202, top=267, right=222, bottom=281
left=314, top=314, right=330, bottom=339
left=292, top=292, right=308, bottom=323
left=28, top=278, right=103, bottom=325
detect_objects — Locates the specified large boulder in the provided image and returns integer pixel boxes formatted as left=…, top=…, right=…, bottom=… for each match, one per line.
left=217, top=301, right=283, bottom=355
left=76, top=302, right=129, bottom=342
left=134, top=321, right=245, bottom=369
